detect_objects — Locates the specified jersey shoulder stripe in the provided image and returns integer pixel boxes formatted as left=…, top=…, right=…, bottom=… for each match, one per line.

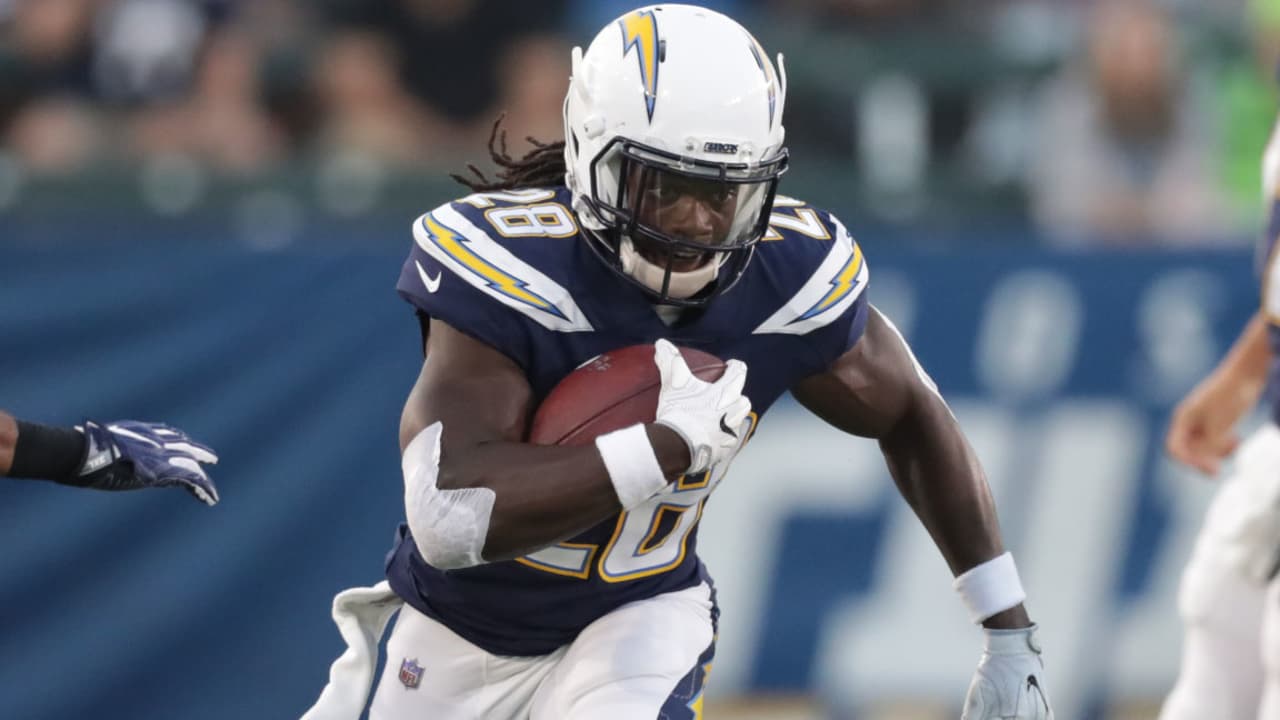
left=412, top=203, right=593, bottom=332
left=763, top=195, right=833, bottom=241
left=754, top=212, right=868, bottom=335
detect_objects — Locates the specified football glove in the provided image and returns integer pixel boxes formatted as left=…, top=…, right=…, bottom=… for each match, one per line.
left=962, top=624, right=1053, bottom=720
left=652, top=339, right=751, bottom=474
left=77, top=420, right=220, bottom=506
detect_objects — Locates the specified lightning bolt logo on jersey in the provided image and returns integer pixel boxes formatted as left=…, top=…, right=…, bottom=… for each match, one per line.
left=795, top=242, right=865, bottom=323
left=417, top=213, right=570, bottom=322
left=391, top=187, right=869, bottom=656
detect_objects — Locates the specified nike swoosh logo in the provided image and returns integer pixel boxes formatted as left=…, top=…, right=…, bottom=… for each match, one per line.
left=1026, top=675, right=1049, bottom=709
left=415, top=260, right=441, bottom=293
left=719, top=415, right=738, bottom=439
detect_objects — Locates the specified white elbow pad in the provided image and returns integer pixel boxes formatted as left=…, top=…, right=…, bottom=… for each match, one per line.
left=402, top=422, right=496, bottom=571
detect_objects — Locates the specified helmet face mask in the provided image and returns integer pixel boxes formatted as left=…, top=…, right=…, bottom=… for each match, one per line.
left=564, top=4, right=789, bottom=307
left=580, top=137, right=788, bottom=306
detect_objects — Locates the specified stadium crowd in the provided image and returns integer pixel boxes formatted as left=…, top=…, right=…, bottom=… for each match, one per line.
left=0, top=0, right=1272, bottom=243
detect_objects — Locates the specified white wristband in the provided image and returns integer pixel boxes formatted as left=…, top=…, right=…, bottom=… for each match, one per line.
left=594, top=424, right=669, bottom=509
left=952, top=551, right=1027, bottom=624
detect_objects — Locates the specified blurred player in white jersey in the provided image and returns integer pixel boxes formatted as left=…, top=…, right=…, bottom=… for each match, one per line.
left=1160, top=112, right=1280, bottom=719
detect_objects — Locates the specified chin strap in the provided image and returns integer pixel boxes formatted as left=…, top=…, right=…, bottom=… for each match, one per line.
left=620, top=238, right=720, bottom=299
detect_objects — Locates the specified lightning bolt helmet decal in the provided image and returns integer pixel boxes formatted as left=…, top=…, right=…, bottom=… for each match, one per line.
left=618, top=9, right=661, bottom=122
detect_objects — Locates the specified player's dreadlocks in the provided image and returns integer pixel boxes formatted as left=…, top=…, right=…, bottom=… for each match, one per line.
left=452, top=116, right=567, bottom=192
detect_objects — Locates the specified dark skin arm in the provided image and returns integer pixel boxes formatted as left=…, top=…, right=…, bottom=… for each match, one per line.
left=791, top=306, right=1031, bottom=630
left=401, top=318, right=691, bottom=562
left=0, top=411, right=15, bottom=476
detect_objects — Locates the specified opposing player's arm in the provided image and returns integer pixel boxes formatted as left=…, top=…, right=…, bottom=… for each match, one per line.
left=401, top=318, right=692, bottom=565
left=1, top=409, right=95, bottom=480
left=791, top=306, right=1030, bottom=630
left=0, top=409, right=219, bottom=504
left=0, top=410, right=18, bottom=475
left=1166, top=310, right=1270, bottom=474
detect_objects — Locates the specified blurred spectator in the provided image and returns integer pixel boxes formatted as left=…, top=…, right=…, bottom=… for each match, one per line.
left=5, top=95, right=102, bottom=173
left=761, top=0, right=1014, bottom=31
left=1, top=0, right=244, bottom=174
left=496, top=34, right=572, bottom=146
left=0, top=0, right=98, bottom=171
left=91, top=0, right=213, bottom=105
left=323, top=0, right=570, bottom=159
left=1214, top=0, right=1280, bottom=216
left=2, top=0, right=94, bottom=95
left=126, top=28, right=286, bottom=174
left=567, top=0, right=750, bottom=39
left=310, top=29, right=434, bottom=166
left=0, top=0, right=1267, bottom=239
left=765, top=0, right=924, bottom=27
left=1030, top=0, right=1232, bottom=245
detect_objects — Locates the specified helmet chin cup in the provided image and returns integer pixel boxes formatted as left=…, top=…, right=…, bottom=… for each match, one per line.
left=620, top=238, right=721, bottom=299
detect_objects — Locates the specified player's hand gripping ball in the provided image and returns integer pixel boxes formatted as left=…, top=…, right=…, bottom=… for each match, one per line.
left=530, top=340, right=752, bottom=475
left=528, top=343, right=727, bottom=447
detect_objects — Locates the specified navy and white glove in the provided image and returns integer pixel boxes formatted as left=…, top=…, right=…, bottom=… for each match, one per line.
left=77, top=420, right=220, bottom=506
left=653, top=339, right=751, bottom=475
left=963, top=625, right=1053, bottom=720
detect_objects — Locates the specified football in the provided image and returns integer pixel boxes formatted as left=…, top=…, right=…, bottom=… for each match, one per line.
left=528, top=344, right=726, bottom=446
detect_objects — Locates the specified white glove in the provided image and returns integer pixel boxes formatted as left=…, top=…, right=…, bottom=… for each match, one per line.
left=963, top=625, right=1053, bottom=720
left=652, top=339, right=751, bottom=475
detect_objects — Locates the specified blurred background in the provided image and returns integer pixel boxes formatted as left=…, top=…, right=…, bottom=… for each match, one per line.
left=0, top=0, right=1274, bottom=718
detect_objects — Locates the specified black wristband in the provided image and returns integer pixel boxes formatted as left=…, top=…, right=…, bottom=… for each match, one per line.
left=10, top=421, right=86, bottom=482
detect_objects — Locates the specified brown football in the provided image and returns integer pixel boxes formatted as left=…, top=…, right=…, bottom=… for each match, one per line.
left=528, top=344, right=726, bottom=446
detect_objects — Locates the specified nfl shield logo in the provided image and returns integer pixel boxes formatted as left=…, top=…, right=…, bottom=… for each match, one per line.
left=398, top=658, right=423, bottom=689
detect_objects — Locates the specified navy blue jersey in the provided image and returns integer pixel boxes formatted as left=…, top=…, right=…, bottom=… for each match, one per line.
left=387, top=186, right=869, bottom=656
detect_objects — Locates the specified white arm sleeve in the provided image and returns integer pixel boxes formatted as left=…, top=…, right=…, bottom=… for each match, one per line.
left=402, top=422, right=496, bottom=571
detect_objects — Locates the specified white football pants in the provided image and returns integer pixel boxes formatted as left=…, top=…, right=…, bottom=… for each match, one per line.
left=300, top=580, right=717, bottom=720
left=1160, top=424, right=1280, bottom=720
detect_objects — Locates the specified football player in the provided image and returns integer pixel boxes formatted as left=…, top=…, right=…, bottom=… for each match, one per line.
left=0, top=410, right=219, bottom=505
left=1159, top=114, right=1280, bottom=719
left=303, top=5, right=1052, bottom=719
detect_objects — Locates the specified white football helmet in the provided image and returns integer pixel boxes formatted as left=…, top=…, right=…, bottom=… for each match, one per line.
left=563, top=4, right=788, bottom=306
